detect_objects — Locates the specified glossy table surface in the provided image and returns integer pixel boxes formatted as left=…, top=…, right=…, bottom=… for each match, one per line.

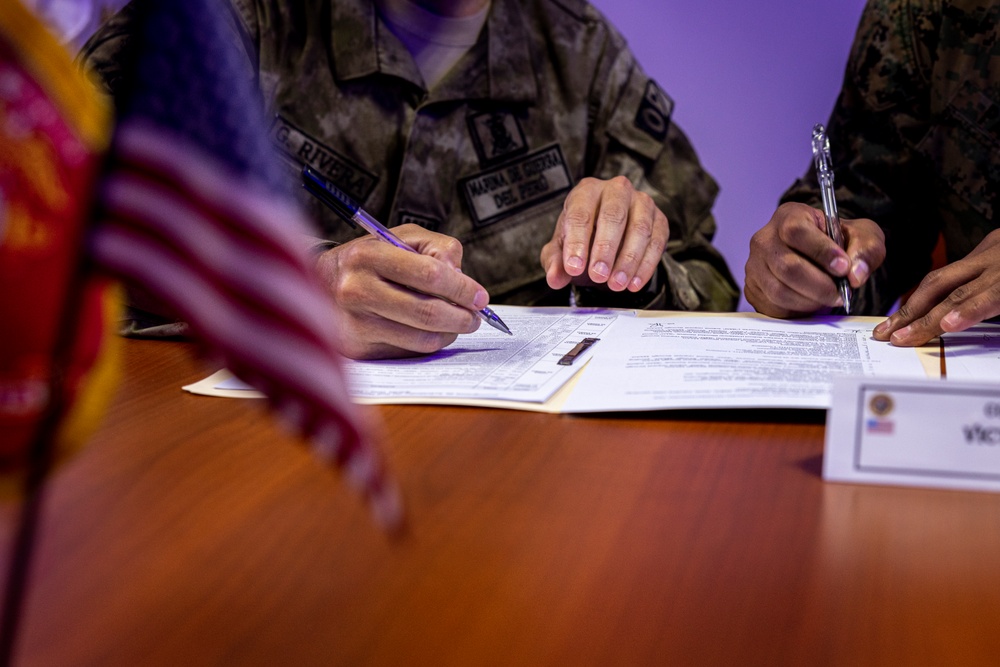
left=6, top=340, right=1000, bottom=666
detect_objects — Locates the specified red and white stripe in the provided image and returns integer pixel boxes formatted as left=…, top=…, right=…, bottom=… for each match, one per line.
left=90, top=122, right=403, bottom=530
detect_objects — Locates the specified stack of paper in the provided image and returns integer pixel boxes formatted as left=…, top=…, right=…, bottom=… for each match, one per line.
left=185, top=306, right=998, bottom=413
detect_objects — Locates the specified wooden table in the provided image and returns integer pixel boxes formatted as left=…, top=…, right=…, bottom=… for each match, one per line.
left=7, top=339, right=1000, bottom=666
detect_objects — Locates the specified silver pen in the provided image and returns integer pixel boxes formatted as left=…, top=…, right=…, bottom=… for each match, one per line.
left=302, top=166, right=512, bottom=335
left=811, top=124, right=852, bottom=314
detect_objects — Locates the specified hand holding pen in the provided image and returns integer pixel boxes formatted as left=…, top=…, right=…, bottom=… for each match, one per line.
left=811, top=124, right=852, bottom=314
left=302, top=167, right=511, bottom=359
left=744, top=128, right=886, bottom=319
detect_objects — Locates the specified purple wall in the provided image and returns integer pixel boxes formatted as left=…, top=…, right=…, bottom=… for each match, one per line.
left=589, top=0, right=868, bottom=310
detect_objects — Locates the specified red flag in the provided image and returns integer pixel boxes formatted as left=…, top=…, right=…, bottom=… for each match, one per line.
left=0, top=0, right=118, bottom=491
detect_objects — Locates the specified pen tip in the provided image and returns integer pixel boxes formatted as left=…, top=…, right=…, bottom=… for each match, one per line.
left=481, top=308, right=512, bottom=335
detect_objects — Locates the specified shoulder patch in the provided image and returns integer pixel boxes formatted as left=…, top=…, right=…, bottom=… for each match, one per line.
left=606, top=71, right=675, bottom=162
left=269, top=115, right=378, bottom=204
left=634, top=80, right=672, bottom=142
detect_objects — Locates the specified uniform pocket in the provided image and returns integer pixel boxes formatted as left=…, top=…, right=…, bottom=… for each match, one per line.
left=459, top=197, right=564, bottom=299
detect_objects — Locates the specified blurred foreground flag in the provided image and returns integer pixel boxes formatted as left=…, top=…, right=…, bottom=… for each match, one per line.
left=0, top=0, right=119, bottom=491
left=87, top=0, right=402, bottom=530
left=0, top=0, right=402, bottom=527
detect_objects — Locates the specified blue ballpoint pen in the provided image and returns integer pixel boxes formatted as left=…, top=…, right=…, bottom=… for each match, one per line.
left=811, top=124, right=853, bottom=314
left=302, top=166, right=513, bottom=335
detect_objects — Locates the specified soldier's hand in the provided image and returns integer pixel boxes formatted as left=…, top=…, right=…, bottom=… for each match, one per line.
left=315, top=225, right=487, bottom=359
left=541, top=176, right=669, bottom=293
left=744, top=202, right=885, bottom=317
left=874, top=229, right=1000, bottom=346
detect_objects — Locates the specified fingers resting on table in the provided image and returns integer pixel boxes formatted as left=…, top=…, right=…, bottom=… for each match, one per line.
left=874, top=229, right=1000, bottom=346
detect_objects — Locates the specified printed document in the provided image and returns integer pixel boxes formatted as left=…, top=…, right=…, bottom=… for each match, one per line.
left=186, top=307, right=953, bottom=411
left=192, top=306, right=618, bottom=406
left=939, top=324, right=1000, bottom=381
left=343, top=307, right=617, bottom=403
left=560, top=314, right=931, bottom=412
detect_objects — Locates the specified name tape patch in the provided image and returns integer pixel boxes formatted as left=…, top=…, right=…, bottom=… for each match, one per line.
left=270, top=115, right=377, bottom=204
left=460, top=145, right=572, bottom=228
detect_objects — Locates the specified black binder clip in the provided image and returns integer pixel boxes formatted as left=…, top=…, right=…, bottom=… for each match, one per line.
left=557, top=337, right=600, bottom=366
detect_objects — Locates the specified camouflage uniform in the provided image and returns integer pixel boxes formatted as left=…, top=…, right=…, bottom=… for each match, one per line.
left=782, top=0, right=1000, bottom=315
left=83, top=0, right=737, bottom=312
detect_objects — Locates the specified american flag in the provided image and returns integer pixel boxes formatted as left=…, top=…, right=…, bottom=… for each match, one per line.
left=87, top=0, right=402, bottom=529
left=865, top=419, right=894, bottom=435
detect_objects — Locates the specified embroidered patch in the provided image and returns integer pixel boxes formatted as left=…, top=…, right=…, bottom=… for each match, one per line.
left=460, top=144, right=572, bottom=228
left=397, top=211, right=440, bottom=232
left=634, top=80, right=672, bottom=142
left=467, top=110, right=528, bottom=167
left=270, top=115, right=377, bottom=204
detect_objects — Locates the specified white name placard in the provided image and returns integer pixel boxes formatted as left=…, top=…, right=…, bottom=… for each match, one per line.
left=824, top=376, right=1000, bottom=492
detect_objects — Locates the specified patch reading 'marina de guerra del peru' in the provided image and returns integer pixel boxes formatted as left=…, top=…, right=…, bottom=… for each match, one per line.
left=460, top=145, right=572, bottom=227
left=270, top=115, right=378, bottom=204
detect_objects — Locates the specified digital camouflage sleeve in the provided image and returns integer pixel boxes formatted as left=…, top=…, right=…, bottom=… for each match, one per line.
left=781, top=0, right=1000, bottom=315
